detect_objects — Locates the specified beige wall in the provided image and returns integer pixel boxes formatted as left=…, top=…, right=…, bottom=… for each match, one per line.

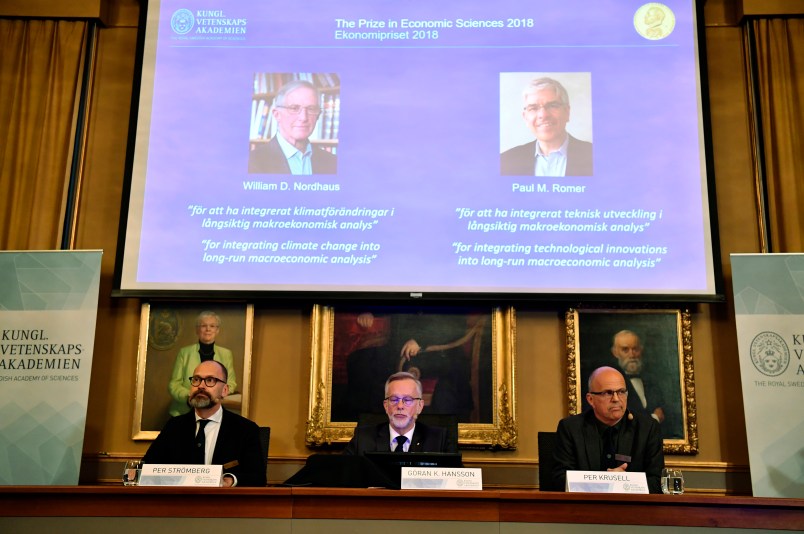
left=10, top=0, right=796, bottom=492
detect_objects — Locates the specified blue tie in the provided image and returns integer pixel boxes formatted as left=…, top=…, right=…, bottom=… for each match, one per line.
left=394, top=435, right=407, bottom=453
left=195, top=419, right=210, bottom=464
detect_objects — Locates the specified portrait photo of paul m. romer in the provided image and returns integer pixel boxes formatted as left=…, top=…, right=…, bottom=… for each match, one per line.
left=500, top=72, right=593, bottom=177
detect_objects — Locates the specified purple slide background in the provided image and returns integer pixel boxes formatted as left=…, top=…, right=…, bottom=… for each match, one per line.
left=124, top=0, right=714, bottom=295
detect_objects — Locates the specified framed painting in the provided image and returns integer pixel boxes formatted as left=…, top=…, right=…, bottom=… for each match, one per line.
left=306, top=305, right=517, bottom=449
left=565, top=308, right=698, bottom=454
left=132, top=302, right=253, bottom=440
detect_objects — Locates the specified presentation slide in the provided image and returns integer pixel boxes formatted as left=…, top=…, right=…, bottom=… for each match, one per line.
left=118, top=0, right=717, bottom=298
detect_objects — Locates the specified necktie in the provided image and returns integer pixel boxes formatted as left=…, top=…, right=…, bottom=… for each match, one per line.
left=602, top=426, right=618, bottom=469
left=195, top=419, right=210, bottom=464
left=394, top=435, right=408, bottom=453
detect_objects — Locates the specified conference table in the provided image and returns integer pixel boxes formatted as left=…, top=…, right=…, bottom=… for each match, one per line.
left=1, top=486, right=802, bottom=533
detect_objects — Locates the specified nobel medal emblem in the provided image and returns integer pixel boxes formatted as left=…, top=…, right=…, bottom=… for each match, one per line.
left=634, top=3, right=676, bottom=41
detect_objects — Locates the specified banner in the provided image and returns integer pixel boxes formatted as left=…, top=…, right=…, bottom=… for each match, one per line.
left=732, top=253, right=804, bottom=498
left=0, top=251, right=102, bottom=485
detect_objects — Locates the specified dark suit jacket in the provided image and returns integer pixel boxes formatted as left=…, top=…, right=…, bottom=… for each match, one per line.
left=625, top=373, right=685, bottom=440
left=248, top=135, right=337, bottom=174
left=500, top=135, right=593, bottom=176
left=142, top=408, right=267, bottom=487
left=625, top=373, right=664, bottom=417
left=343, top=421, right=457, bottom=455
left=551, top=409, right=664, bottom=494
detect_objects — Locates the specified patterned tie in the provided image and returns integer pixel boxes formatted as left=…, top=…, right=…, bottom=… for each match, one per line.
left=195, top=419, right=210, bottom=464
left=394, top=435, right=408, bottom=453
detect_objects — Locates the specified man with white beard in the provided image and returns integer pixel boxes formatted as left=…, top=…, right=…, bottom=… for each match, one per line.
left=343, top=371, right=457, bottom=454
left=610, top=330, right=666, bottom=424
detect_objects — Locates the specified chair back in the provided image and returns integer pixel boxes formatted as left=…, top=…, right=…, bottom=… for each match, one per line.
left=537, top=431, right=558, bottom=491
left=258, top=426, right=271, bottom=472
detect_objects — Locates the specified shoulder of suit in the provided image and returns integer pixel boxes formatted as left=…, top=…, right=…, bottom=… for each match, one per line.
left=165, top=410, right=195, bottom=429
left=221, top=408, right=258, bottom=427
left=568, top=134, right=593, bottom=148
left=562, top=411, right=590, bottom=428
left=624, top=409, right=657, bottom=428
left=502, top=140, right=536, bottom=156
left=313, top=145, right=337, bottom=159
left=373, top=422, right=390, bottom=433
left=413, top=420, right=431, bottom=430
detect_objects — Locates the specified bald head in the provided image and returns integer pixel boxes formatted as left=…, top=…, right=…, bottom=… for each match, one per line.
left=586, top=366, right=628, bottom=426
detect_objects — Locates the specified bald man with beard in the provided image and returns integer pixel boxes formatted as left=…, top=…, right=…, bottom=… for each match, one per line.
left=143, top=360, right=266, bottom=487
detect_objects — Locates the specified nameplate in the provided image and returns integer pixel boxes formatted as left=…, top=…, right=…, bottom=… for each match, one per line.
left=566, top=470, right=648, bottom=494
left=400, top=467, right=482, bottom=490
left=139, top=464, right=223, bottom=487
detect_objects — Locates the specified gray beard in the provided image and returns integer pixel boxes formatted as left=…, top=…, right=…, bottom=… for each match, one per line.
left=189, top=392, right=217, bottom=409
left=619, top=358, right=643, bottom=375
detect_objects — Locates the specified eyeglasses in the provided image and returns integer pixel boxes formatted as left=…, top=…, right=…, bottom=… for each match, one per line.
left=277, top=105, right=322, bottom=116
left=189, top=375, right=226, bottom=387
left=384, top=396, right=422, bottom=406
left=524, top=101, right=565, bottom=114
left=588, top=389, right=628, bottom=399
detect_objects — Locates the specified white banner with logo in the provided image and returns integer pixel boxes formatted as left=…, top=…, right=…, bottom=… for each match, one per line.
left=0, top=250, right=102, bottom=485
left=732, top=253, right=804, bottom=498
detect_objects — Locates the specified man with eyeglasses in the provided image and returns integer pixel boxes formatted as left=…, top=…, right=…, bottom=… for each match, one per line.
left=167, top=311, right=237, bottom=417
left=343, top=371, right=457, bottom=455
left=500, top=76, right=593, bottom=176
left=248, top=79, right=337, bottom=175
left=551, top=366, right=664, bottom=493
left=143, top=360, right=266, bottom=487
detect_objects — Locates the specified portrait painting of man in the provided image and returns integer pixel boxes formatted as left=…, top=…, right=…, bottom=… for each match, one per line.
left=328, top=307, right=495, bottom=425
left=569, top=309, right=692, bottom=444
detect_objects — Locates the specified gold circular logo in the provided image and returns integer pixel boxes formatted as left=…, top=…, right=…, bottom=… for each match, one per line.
left=634, top=3, right=675, bottom=40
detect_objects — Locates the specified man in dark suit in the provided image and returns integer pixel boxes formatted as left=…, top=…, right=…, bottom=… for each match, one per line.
left=143, top=360, right=266, bottom=487
left=500, top=77, right=593, bottom=176
left=248, top=80, right=337, bottom=175
left=343, top=371, right=457, bottom=455
left=552, top=366, right=664, bottom=493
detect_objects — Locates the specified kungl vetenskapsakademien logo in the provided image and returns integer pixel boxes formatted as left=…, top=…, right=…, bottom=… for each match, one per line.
left=171, top=9, right=195, bottom=35
left=749, top=331, right=790, bottom=377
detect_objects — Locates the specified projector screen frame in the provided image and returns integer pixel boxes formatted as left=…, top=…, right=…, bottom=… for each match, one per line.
left=112, top=0, right=724, bottom=303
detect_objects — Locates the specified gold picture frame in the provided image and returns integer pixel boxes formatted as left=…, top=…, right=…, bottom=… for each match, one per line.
left=565, top=308, right=698, bottom=454
left=306, top=305, right=517, bottom=449
left=132, top=302, right=254, bottom=440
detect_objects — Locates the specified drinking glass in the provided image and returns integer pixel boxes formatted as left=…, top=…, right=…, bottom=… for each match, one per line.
left=122, top=460, right=142, bottom=486
left=661, top=468, right=684, bottom=494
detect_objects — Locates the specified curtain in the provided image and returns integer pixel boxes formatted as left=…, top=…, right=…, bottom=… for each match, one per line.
left=751, top=18, right=804, bottom=252
left=0, top=19, right=87, bottom=249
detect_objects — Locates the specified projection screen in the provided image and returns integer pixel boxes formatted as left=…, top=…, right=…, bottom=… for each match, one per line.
left=116, top=0, right=720, bottom=300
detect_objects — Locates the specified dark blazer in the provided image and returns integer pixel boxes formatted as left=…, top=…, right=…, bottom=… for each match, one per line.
left=248, top=135, right=337, bottom=174
left=551, top=409, right=664, bottom=494
left=343, top=421, right=457, bottom=455
left=625, top=373, right=665, bottom=418
left=142, top=408, right=267, bottom=487
left=500, top=135, right=593, bottom=176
